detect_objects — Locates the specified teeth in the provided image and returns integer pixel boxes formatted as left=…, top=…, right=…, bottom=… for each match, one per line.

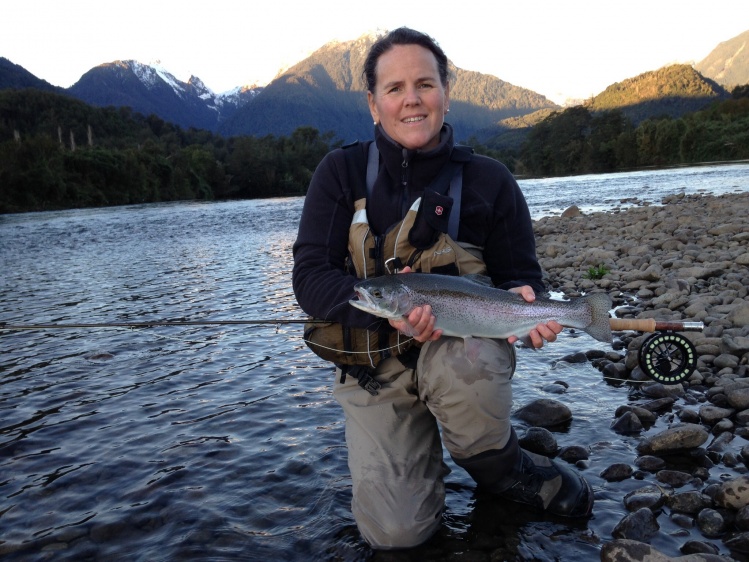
left=403, top=117, right=424, bottom=123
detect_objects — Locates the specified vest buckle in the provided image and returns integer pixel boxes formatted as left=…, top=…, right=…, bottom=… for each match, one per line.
left=338, top=365, right=381, bottom=395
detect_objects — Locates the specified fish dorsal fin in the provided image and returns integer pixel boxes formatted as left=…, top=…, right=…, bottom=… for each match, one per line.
left=462, top=273, right=494, bottom=287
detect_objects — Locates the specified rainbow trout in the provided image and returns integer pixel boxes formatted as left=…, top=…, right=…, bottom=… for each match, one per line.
left=349, top=273, right=612, bottom=349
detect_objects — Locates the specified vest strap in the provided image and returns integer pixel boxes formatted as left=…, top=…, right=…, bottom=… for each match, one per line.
left=366, top=141, right=379, bottom=199
left=447, top=167, right=462, bottom=241
left=365, top=142, right=466, bottom=240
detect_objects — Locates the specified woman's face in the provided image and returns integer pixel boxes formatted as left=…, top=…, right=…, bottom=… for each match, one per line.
left=367, top=44, right=450, bottom=151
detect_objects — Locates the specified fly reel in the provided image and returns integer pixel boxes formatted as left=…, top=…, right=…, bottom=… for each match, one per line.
left=637, top=331, right=697, bottom=385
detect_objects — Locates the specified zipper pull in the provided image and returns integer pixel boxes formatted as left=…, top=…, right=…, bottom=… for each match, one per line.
left=401, top=148, right=409, bottom=186
left=372, top=235, right=385, bottom=277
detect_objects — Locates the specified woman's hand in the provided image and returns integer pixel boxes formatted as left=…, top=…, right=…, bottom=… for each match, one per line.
left=508, top=285, right=563, bottom=348
left=387, top=267, right=443, bottom=342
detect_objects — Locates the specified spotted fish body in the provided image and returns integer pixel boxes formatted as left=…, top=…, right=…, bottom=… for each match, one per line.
left=349, top=273, right=613, bottom=345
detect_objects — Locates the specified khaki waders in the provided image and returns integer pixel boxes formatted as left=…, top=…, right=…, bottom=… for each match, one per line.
left=333, top=337, right=515, bottom=549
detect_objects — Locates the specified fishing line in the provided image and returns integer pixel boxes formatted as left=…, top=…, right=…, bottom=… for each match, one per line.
left=600, top=376, right=648, bottom=385
left=0, top=319, right=326, bottom=330
left=1, top=319, right=415, bottom=358
left=145, top=330, right=215, bottom=346
left=303, top=337, right=415, bottom=357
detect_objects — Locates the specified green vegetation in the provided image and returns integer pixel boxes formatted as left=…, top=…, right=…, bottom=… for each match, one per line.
left=1, top=83, right=748, bottom=214
left=0, top=89, right=335, bottom=213
left=584, top=264, right=611, bottom=280
left=515, top=86, right=749, bottom=177
left=589, top=65, right=724, bottom=115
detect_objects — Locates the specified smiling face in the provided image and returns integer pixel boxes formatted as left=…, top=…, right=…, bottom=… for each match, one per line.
left=367, top=44, right=450, bottom=151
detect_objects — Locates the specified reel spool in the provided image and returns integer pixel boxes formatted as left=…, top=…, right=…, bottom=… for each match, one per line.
left=637, top=332, right=697, bottom=385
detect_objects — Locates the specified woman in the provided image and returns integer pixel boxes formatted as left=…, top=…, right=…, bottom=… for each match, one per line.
left=292, top=27, right=593, bottom=550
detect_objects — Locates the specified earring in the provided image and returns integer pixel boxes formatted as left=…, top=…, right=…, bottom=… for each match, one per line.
left=374, top=121, right=377, bottom=125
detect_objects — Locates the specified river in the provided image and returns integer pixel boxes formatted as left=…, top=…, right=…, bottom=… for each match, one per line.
left=1, top=162, right=748, bottom=561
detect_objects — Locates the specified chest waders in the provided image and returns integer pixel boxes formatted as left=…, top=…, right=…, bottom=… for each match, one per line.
left=304, top=142, right=487, bottom=394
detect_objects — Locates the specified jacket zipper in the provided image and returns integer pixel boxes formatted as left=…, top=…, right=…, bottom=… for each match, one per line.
left=401, top=148, right=411, bottom=218
left=373, top=235, right=385, bottom=277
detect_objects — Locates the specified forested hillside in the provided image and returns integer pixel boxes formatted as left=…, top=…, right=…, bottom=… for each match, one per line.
left=515, top=86, right=749, bottom=177
left=2, top=83, right=748, bottom=214
left=587, top=64, right=729, bottom=123
left=0, top=89, right=333, bottom=213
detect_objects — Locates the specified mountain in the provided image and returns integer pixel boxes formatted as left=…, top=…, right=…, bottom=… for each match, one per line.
left=585, top=64, right=730, bottom=123
left=1, top=45, right=557, bottom=144
left=696, top=29, right=749, bottom=90
left=0, top=57, right=65, bottom=93
left=3, top=29, right=745, bottom=142
left=219, top=37, right=373, bottom=141
left=219, top=33, right=559, bottom=142
left=448, top=68, right=558, bottom=137
left=67, top=60, right=261, bottom=131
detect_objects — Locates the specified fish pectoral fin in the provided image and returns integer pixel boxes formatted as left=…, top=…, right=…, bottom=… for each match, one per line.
left=463, top=336, right=483, bottom=363
left=519, top=334, right=537, bottom=350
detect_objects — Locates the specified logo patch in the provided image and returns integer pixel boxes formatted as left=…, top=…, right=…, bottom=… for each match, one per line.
left=435, top=206, right=443, bottom=216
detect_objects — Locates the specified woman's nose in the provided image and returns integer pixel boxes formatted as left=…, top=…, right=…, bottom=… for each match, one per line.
left=403, top=86, right=421, bottom=105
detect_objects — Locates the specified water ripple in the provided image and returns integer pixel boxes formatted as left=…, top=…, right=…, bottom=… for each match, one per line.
left=2, top=169, right=749, bottom=559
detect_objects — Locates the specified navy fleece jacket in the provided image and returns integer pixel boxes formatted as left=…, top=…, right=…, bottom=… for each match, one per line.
left=292, top=124, right=543, bottom=329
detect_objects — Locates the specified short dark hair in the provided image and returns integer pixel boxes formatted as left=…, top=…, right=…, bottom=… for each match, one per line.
left=362, top=27, right=449, bottom=92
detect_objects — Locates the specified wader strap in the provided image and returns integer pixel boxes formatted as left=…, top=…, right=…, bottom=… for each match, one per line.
left=366, top=141, right=379, bottom=197
left=447, top=168, right=462, bottom=240
left=343, top=141, right=370, bottom=203
left=338, top=364, right=381, bottom=395
left=446, top=145, right=471, bottom=240
left=367, top=141, right=464, bottom=240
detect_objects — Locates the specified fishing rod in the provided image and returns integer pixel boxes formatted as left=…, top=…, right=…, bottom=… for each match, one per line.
left=2, top=317, right=704, bottom=385
left=609, top=318, right=703, bottom=386
left=0, top=319, right=327, bottom=330
left=609, top=318, right=704, bottom=333
left=0, top=317, right=704, bottom=332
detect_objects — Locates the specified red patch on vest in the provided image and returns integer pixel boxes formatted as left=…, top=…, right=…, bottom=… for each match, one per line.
left=435, top=206, right=443, bottom=216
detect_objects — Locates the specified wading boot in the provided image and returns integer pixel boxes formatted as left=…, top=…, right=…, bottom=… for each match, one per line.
left=496, top=449, right=594, bottom=518
left=452, top=431, right=593, bottom=518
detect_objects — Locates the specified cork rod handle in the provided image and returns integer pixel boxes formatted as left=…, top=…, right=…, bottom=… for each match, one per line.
left=609, top=318, right=704, bottom=333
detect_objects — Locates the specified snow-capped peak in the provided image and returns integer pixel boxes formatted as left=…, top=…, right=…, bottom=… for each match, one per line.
left=126, top=59, right=186, bottom=98
left=187, top=75, right=214, bottom=100
left=215, top=84, right=263, bottom=107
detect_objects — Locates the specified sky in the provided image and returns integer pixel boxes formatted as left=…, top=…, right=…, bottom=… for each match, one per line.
left=4, top=0, right=748, bottom=105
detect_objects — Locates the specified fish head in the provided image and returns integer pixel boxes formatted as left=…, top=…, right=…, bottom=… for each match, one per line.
left=348, top=277, right=413, bottom=319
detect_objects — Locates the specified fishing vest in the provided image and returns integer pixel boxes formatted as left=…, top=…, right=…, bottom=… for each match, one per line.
left=304, top=141, right=487, bottom=373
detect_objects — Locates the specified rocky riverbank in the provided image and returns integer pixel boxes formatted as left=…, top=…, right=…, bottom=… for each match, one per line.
left=531, top=191, right=749, bottom=561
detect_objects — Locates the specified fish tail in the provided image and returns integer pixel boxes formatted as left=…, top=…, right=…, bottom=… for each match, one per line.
left=581, top=292, right=613, bottom=343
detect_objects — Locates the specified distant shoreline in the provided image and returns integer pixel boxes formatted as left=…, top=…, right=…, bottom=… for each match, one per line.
left=514, top=158, right=749, bottom=181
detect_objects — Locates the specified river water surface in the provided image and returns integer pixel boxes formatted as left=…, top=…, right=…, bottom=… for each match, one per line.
left=1, top=163, right=749, bottom=560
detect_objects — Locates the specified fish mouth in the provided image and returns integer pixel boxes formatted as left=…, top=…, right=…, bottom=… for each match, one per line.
left=349, top=287, right=394, bottom=317
left=349, top=288, right=372, bottom=311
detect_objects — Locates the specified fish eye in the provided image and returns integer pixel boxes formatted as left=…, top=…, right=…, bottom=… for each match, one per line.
left=372, top=290, right=382, bottom=298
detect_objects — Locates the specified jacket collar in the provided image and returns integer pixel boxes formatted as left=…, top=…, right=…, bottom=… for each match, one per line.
left=374, top=123, right=455, bottom=190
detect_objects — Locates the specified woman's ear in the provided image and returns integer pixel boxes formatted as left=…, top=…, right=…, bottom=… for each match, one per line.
left=368, top=91, right=379, bottom=125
